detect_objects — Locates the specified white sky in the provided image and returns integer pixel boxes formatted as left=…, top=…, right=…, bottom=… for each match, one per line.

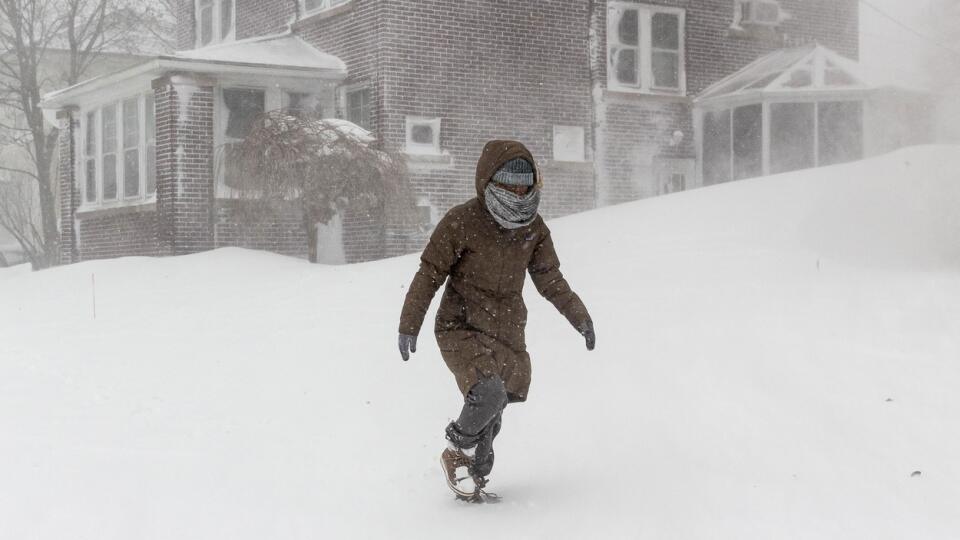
left=859, top=0, right=958, bottom=90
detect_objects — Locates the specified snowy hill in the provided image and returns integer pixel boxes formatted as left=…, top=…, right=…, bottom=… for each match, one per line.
left=1, top=146, right=958, bottom=539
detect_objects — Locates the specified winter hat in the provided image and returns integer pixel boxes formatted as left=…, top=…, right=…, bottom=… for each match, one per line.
left=492, top=158, right=535, bottom=187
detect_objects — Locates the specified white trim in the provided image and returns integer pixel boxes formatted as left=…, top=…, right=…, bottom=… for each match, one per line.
left=195, top=0, right=236, bottom=49
left=339, top=84, right=372, bottom=130
left=42, top=56, right=344, bottom=110
left=607, top=2, right=686, bottom=95
left=735, top=0, right=782, bottom=27
left=301, top=0, right=352, bottom=17
left=404, top=116, right=442, bottom=155
left=214, top=84, right=268, bottom=198
left=78, top=94, right=157, bottom=212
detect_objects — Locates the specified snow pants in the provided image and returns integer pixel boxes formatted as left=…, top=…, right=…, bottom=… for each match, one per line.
left=445, top=375, right=509, bottom=478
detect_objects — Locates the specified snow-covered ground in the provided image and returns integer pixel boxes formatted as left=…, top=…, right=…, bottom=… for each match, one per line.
left=1, top=146, right=958, bottom=539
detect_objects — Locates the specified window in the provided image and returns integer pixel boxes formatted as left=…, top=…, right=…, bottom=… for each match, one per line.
left=122, top=98, right=140, bottom=198
left=735, top=0, right=782, bottom=27
left=817, top=101, right=862, bottom=166
left=342, top=87, right=371, bottom=130
left=732, top=104, right=762, bottom=180
left=702, top=109, right=731, bottom=186
left=302, top=0, right=351, bottom=16
left=80, top=94, right=157, bottom=208
left=84, top=111, right=97, bottom=203
left=196, top=0, right=235, bottom=47
left=283, top=91, right=323, bottom=117
left=770, top=102, right=815, bottom=174
left=220, top=88, right=265, bottom=188
left=145, top=95, right=157, bottom=195
left=101, top=103, right=118, bottom=201
left=415, top=196, right=435, bottom=229
left=607, top=3, right=685, bottom=93
left=654, top=157, right=695, bottom=195
left=553, top=126, right=586, bottom=162
left=405, top=117, right=441, bottom=155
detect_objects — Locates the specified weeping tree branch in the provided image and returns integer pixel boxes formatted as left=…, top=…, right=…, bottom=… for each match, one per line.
left=229, top=110, right=413, bottom=263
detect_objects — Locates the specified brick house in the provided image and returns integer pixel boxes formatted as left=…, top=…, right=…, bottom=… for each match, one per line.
left=43, top=0, right=862, bottom=265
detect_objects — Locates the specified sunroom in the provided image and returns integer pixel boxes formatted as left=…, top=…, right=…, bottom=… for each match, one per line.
left=41, top=34, right=348, bottom=262
left=42, top=33, right=347, bottom=211
left=694, top=44, right=869, bottom=186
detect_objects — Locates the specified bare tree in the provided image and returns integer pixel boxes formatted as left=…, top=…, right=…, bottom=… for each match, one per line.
left=231, top=111, right=412, bottom=263
left=0, top=0, right=174, bottom=269
left=0, top=178, right=44, bottom=268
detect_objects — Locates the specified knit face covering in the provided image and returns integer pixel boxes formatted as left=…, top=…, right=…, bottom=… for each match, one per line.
left=484, top=183, right=541, bottom=229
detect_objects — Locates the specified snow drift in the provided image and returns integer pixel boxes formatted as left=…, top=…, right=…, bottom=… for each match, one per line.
left=0, top=146, right=958, bottom=539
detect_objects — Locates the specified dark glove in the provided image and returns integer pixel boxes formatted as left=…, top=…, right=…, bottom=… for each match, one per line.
left=578, top=320, right=596, bottom=351
left=398, top=333, right=417, bottom=361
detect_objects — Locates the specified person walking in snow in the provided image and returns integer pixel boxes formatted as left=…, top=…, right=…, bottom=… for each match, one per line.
left=398, top=139, right=595, bottom=502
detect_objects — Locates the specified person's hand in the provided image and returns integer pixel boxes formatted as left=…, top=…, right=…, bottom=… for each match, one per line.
left=578, top=320, right=596, bottom=351
left=398, top=334, right=418, bottom=361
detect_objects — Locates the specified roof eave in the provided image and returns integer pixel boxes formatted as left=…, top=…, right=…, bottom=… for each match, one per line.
left=42, top=56, right=347, bottom=109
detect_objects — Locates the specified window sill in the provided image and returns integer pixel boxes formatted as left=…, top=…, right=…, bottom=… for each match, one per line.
left=406, top=152, right=453, bottom=170
left=728, top=24, right=783, bottom=43
left=294, top=1, right=354, bottom=28
left=604, top=88, right=689, bottom=104
left=77, top=200, right=157, bottom=218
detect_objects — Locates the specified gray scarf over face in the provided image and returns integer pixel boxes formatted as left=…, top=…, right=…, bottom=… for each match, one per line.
left=484, top=183, right=541, bottom=229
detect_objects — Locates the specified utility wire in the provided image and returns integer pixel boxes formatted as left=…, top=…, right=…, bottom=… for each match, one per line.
left=859, top=0, right=960, bottom=59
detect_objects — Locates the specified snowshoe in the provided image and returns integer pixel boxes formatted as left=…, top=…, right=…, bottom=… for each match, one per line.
left=440, top=446, right=501, bottom=503
left=440, top=446, right=477, bottom=499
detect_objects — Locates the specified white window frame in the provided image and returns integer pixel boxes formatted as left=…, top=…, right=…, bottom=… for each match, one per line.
left=79, top=94, right=157, bottom=210
left=214, top=84, right=271, bottom=197
left=607, top=2, right=686, bottom=95
left=404, top=116, right=441, bottom=155
left=339, top=84, right=372, bottom=131
left=213, top=79, right=335, bottom=197
left=195, top=0, right=236, bottom=48
left=301, top=0, right=352, bottom=17
left=734, top=0, right=782, bottom=27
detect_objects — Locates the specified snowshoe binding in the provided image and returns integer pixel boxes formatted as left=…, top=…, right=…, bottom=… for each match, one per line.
left=440, top=445, right=501, bottom=503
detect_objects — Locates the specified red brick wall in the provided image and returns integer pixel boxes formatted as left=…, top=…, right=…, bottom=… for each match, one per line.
left=213, top=200, right=308, bottom=258
left=153, top=74, right=215, bottom=256
left=379, top=0, right=596, bottom=222
left=57, top=109, right=79, bottom=264
left=75, top=209, right=160, bottom=260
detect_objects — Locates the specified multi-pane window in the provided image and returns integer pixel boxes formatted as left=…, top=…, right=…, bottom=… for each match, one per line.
left=81, top=95, right=157, bottom=207
left=344, top=87, right=371, bottom=130
left=607, top=3, right=685, bottom=94
left=101, top=104, right=118, bottom=200
left=123, top=98, right=140, bottom=198
left=84, top=111, right=97, bottom=203
left=196, top=0, right=235, bottom=47
left=220, top=88, right=265, bottom=188
left=302, top=0, right=351, bottom=15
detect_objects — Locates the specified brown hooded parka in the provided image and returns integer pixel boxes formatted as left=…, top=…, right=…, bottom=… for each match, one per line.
left=399, top=140, right=591, bottom=402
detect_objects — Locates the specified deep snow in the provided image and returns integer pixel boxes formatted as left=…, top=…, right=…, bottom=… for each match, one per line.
left=1, top=146, right=958, bottom=539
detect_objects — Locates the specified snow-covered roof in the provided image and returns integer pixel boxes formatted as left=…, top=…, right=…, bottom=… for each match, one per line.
left=696, top=44, right=907, bottom=108
left=171, top=34, right=346, bottom=73
left=41, top=33, right=346, bottom=110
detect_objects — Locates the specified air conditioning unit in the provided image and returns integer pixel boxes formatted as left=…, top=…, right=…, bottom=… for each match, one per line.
left=741, top=0, right=781, bottom=26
